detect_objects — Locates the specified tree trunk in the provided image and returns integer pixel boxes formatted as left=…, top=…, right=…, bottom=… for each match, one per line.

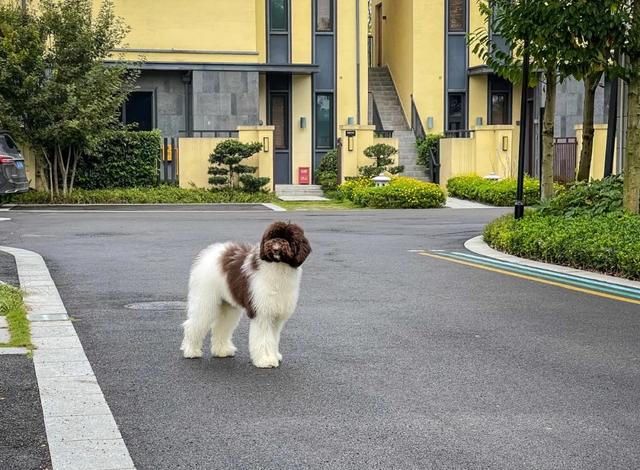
left=576, top=71, right=603, bottom=181
left=68, top=148, right=80, bottom=194
left=624, top=70, right=640, bottom=214
left=52, top=147, right=59, bottom=196
left=57, top=146, right=69, bottom=196
left=541, top=70, right=557, bottom=201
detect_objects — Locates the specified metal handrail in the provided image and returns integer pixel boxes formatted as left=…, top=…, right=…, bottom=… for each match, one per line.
left=410, top=95, right=426, bottom=141
left=444, top=129, right=475, bottom=139
left=428, top=147, right=440, bottom=185
left=369, top=92, right=393, bottom=138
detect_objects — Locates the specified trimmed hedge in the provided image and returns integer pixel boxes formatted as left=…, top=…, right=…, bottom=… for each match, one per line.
left=7, top=187, right=275, bottom=204
left=484, top=212, right=640, bottom=280
left=339, top=176, right=446, bottom=209
left=315, top=150, right=338, bottom=191
left=75, top=130, right=162, bottom=189
left=447, top=175, right=544, bottom=206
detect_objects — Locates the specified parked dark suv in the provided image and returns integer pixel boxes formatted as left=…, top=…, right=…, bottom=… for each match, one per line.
left=0, top=131, right=28, bottom=195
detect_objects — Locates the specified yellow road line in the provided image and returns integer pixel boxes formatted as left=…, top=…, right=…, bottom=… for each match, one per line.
left=420, top=252, right=640, bottom=306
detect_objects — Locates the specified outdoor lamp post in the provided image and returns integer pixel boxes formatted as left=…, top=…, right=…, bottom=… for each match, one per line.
left=515, top=36, right=531, bottom=220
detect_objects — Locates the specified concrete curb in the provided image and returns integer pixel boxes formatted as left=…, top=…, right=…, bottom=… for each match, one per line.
left=0, top=246, right=135, bottom=470
left=464, top=236, right=640, bottom=290
left=262, top=203, right=287, bottom=212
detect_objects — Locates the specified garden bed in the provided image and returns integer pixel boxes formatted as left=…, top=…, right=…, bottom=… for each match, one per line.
left=2, top=187, right=276, bottom=205
left=338, top=176, right=446, bottom=209
left=0, top=284, right=32, bottom=349
left=447, top=175, right=544, bottom=206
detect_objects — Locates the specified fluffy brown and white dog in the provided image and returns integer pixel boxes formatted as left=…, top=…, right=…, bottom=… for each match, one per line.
left=180, top=222, right=311, bottom=368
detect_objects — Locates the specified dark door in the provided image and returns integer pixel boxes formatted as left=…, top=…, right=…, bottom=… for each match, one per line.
left=269, top=92, right=291, bottom=184
left=123, top=91, right=154, bottom=131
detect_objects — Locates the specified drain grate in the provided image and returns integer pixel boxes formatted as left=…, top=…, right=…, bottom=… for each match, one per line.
left=124, top=301, right=186, bottom=311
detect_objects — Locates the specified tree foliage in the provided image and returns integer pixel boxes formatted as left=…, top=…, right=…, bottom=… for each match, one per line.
left=208, top=139, right=269, bottom=192
left=359, top=143, right=403, bottom=178
left=0, top=0, right=137, bottom=197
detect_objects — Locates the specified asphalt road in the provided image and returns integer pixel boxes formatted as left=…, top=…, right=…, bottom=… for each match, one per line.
left=1, top=208, right=639, bottom=469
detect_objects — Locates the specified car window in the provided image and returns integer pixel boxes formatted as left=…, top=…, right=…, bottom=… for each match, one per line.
left=0, top=134, right=20, bottom=155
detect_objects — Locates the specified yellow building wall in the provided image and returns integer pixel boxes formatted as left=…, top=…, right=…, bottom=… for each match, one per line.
left=103, top=0, right=261, bottom=64
left=439, top=126, right=517, bottom=187
left=378, top=0, right=414, bottom=123
left=292, top=0, right=312, bottom=64
left=291, top=75, right=313, bottom=183
left=412, top=0, right=445, bottom=133
left=575, top=124, right=616, bottom=180
left=178, top=126, right=274, bottom=190
left=468, top=0, right=487, bottom=69
left=338, top=125, right=399, bottom=180
left=469, top=75, right=488, bottom=128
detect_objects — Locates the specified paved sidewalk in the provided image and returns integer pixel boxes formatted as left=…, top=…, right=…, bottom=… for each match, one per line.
left=445, top=197, right=496, bottom=209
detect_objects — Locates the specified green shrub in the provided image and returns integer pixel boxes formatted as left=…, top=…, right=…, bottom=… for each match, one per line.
left=208, top=139, right=268, bottom=192
left=316, top=150, right=338, bottom=191
left=75, top=130, right=162, bottom=189
left=339, top=176, right=445, bottom=209
left=359, top=143, right=403, bottom=178
left=539, top=175, right=625, bottom=217
left=447, top=175, right=544, bottom=206
left=7, top=187, right=275, bottom=204
left=336, top=177, right=374, bottom=201
left=416, top=133, right=444, bottom=167
left=484, top=212, right=640, bottom=280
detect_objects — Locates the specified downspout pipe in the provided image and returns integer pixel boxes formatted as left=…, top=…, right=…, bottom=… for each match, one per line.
left=356, top=0, right=361, bottom=125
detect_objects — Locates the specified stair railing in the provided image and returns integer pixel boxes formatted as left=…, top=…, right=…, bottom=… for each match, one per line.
left=410, top=95, right=426, bottom=141
left=369, top=92, right=394, bottom=138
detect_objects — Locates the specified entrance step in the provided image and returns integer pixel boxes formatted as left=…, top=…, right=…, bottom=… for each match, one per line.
left=275, top=184, right=328, bottom=201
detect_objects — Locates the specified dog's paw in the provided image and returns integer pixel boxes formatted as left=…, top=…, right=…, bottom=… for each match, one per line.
left=181, top=347, right=203, bottom=359
left=252, top=355, right=280, bottom=369
left=276, top=351, right=283, bottom=362
left=212, top=344, right=237, bottom=358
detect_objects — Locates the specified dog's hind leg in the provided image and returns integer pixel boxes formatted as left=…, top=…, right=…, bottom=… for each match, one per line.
left=181, top=285, right=218, bottom=359
left=211, top=303, right=241, bottom=358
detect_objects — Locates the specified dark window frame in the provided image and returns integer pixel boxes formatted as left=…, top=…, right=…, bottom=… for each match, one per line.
left=269, top=0, right=288, bottom=32
left=315, top=0, right=333, bottom=32
left=447, top=92, right=466, bottom=131
left=488, top=75, right=512, bottom=125
left=315, top=92, right=334, bottom=149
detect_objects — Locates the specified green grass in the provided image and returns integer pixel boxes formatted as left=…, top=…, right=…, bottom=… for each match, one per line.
left=3, top=187, right=277, bottom=205
left=0, top=284, right=32, bottom=349
left=275, top=199, right=363, bottom=211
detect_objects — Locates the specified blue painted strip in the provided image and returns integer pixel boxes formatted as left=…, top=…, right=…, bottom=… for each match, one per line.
left=433, top=251, right=640, bottom=301
left=450, top=251, right=640, bottom=297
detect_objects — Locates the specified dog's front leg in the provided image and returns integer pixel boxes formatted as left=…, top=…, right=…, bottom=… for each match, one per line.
left=249, top=317, right=280, bottom=368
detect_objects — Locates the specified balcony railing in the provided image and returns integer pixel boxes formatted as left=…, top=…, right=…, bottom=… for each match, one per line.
left=444, top=129, right=475, bottom=139
left=178, top=130, right=239, bottom=138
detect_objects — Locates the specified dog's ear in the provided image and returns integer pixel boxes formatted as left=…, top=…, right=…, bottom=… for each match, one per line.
left=288, top=225, right=311, bottom=268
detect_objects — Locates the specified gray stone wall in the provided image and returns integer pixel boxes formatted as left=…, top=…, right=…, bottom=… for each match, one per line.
left=135, top=71, right=187, bottom=137
left=191, top=71, right=259, bottom=131
left=554, top=77, right=607, bottom=137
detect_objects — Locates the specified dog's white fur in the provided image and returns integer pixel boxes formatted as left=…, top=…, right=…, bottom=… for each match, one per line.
left=180, top=242, right=303, bottom=368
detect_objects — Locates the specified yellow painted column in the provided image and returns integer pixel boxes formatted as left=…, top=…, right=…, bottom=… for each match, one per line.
left=291, top=75, right=313, bottom=183
left=291, top=0, right=312, bottom=64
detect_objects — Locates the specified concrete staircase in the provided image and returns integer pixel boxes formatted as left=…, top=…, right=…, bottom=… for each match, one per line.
left=275, top=184, right=328, bottom=201
left=368, top=67, right=430, bottom=182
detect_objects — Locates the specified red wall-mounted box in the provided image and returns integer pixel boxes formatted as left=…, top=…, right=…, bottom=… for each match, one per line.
left=298, top=167, right=310, bottom=185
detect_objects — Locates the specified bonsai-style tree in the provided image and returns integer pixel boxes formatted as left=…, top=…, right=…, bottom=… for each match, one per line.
left=208, top=139, right=269, bottom=192
left=359, top=143, right=403, bottom=178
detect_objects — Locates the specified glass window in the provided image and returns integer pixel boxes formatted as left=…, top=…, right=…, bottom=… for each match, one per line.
left=270, top=0, right=287, bottom=32
left=490, top=93, right=509, bottom=125
left=316, top=93, right=333, bottom=148
left=271, top=94, right=288, bottom=150
left=316, top=0, right=332, bottom=32
left=447, top=93, right=465, bottom=131
left=448, top=0, right=466, bottom=33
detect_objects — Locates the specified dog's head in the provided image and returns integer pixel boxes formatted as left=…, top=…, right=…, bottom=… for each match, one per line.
left=260, top=222, right=311, bottom=268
